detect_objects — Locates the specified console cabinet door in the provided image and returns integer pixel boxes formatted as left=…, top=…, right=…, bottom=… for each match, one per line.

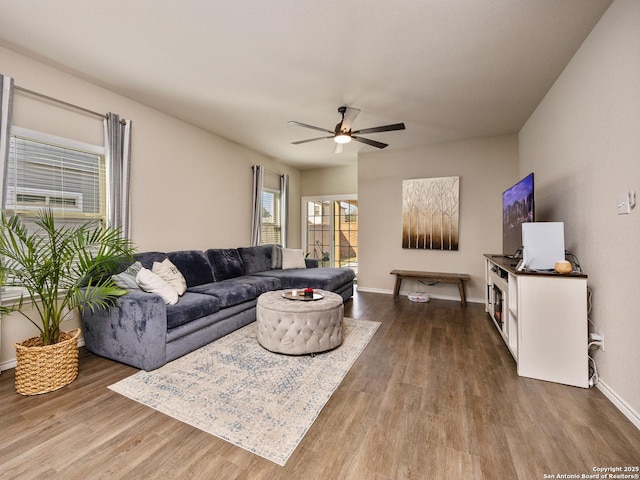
left=517, top=275, right=588, bottom=388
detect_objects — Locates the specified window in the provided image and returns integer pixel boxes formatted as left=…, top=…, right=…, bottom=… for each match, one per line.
left=5, top=127, right=106, bottom=230
left=261, top=188, right=281, bottom=245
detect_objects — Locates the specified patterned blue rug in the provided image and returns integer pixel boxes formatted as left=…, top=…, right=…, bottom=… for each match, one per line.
left=109, top=317, right=380, bottom=466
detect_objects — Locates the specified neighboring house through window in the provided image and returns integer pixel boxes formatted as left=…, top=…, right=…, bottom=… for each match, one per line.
left=5, top=126, right=106, bottom=230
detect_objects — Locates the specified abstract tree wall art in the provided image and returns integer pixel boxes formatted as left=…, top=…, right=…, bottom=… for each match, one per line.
left=402, top=176, right=459, bottom=250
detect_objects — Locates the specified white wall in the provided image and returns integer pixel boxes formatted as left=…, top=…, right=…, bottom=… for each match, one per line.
left=0, top=46, right=301, bottom=369
left=357, top=135, right=519, bottom=303
left=300, top=164, right=358, bottom=197
left=519, top=0, right=640, bottom=423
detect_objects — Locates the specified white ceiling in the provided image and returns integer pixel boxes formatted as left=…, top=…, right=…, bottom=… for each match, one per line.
left=0, top=0, right=612, bottom=169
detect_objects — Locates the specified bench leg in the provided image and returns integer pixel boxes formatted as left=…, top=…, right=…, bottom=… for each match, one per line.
left=393, top=275, right=402, bottom=298
left=457, top=280, right=467, bottom=306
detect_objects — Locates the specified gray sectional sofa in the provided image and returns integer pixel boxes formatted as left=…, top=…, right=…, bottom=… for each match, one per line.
left=80, top=245, right=355, bottom=371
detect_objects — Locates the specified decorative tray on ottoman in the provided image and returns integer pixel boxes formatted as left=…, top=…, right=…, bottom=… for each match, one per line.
left=281, top=290, right=324, bottom=301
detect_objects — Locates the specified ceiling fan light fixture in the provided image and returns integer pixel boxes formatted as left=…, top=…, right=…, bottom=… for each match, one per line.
left=334, top=133, right=351, bottom=144
left=290, top=106, right=404, bottom=151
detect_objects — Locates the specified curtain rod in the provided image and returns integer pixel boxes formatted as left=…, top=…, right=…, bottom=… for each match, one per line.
left=14, top=85, right=106, bottom=119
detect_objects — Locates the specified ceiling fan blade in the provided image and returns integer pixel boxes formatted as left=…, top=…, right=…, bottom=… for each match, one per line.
left=352, top=136, right=388, bottom=149
left=333, top=142, right=344, bottom=154
left=339, top=107, right=361, bottom=133
left=352, top=122, right=406, bottom=135
left=292, top=136, right=333, bottom=145
left=288, top=121, right=334, bottom=135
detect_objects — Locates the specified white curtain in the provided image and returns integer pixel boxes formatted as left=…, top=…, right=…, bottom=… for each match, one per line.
left=0, top=74, right=14, bottom=311
left=250, top=165, right=264, bottom=246
left=0, top=73, right=14, bottom=209
left=104, top=113, right=132, bottom=238
left=280, top=173, right=289, bottom=247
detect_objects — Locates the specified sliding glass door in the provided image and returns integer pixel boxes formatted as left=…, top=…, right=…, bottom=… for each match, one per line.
left=302, top=196, right=358, bottom=276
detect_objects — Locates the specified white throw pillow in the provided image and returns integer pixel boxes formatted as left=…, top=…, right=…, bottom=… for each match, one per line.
left=281, top=248, right=306, bottom=269
left=136, top=268, right=179, bottom=305
left=152, top=258, right=187, bottom=296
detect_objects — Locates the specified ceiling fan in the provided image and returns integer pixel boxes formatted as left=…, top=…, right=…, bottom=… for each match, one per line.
left=288, top=106, right=405, bottom=154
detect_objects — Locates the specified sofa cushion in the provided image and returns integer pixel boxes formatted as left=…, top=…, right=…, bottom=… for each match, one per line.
left=233, top=275, right=282, bottom=295
left=165, top=291, right=221, bottom=329
left=238, top=245, right=273, bottom=274
left=188, top=281, right=257, bottom=308
left=166, top=250, right=214, bottom=287
left=305, top=258, right=319, bottom=268
left=206, top=248, right=245, bottom=281
left=202, top=275, right=281, bottom=298
left=254, top=267, right=355, bottom=292
left=271, top=244, right=283, bottom=269
left=134, top=251, right=168, bottom=269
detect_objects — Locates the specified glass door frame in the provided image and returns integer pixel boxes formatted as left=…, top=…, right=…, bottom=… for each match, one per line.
left=301, top=194, right=357, bottom=269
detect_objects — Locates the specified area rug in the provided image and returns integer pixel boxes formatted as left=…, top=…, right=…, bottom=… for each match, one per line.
left=108, top=317, right=380, bottom=466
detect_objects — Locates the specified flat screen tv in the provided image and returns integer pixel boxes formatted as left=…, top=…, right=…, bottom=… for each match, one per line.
left=502, top=173, right=534, bottom=257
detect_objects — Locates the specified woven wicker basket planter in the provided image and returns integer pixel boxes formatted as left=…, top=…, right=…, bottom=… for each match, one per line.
left=13, top=329, right=80, bottom=396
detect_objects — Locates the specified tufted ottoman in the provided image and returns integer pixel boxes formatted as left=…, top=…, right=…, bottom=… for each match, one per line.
left=256, top=289, right=344, bottom=354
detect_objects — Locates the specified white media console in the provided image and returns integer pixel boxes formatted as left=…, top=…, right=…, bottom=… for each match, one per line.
left=484, top=255, right=589, bottom=388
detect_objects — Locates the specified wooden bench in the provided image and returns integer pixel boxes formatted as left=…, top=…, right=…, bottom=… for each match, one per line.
left=390, top=269, right=471, bottom=306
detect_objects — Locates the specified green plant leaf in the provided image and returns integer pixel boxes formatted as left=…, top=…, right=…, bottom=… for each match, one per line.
left=0, top=209, right=136, bottom=345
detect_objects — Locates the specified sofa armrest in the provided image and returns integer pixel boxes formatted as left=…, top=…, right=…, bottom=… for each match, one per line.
left=305, top=258, right=319, bottom=268
left=80, top=290, right=168, bottom=371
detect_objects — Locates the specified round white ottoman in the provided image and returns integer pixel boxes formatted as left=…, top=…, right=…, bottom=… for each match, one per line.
left=256, top=289, right=344, bottom=354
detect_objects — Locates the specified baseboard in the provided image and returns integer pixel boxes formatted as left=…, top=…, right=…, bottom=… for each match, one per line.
left=597, top=379, right=640, bottom=430
left=0, top=337, right=85, bottom=373
left=355, top=286, right=483, bottom=304
left=0, top=358, right=16, bottom=372
left=355, top=286, right=393, bottom=295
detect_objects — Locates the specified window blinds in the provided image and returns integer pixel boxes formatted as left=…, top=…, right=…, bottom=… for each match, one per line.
left=6, top=135, right=106, bottom=229
left=261, top=190, right=281, bottom=245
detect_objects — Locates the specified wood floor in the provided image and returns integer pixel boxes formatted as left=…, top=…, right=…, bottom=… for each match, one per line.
left=1, top=291, right=639, bottom=479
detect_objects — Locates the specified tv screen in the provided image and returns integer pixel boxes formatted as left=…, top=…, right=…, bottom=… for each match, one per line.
left=502, top=173, right=534, bottom=256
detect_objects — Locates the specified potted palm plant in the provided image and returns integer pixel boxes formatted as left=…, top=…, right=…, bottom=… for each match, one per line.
left=0, top=209, right=135, bottom=395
